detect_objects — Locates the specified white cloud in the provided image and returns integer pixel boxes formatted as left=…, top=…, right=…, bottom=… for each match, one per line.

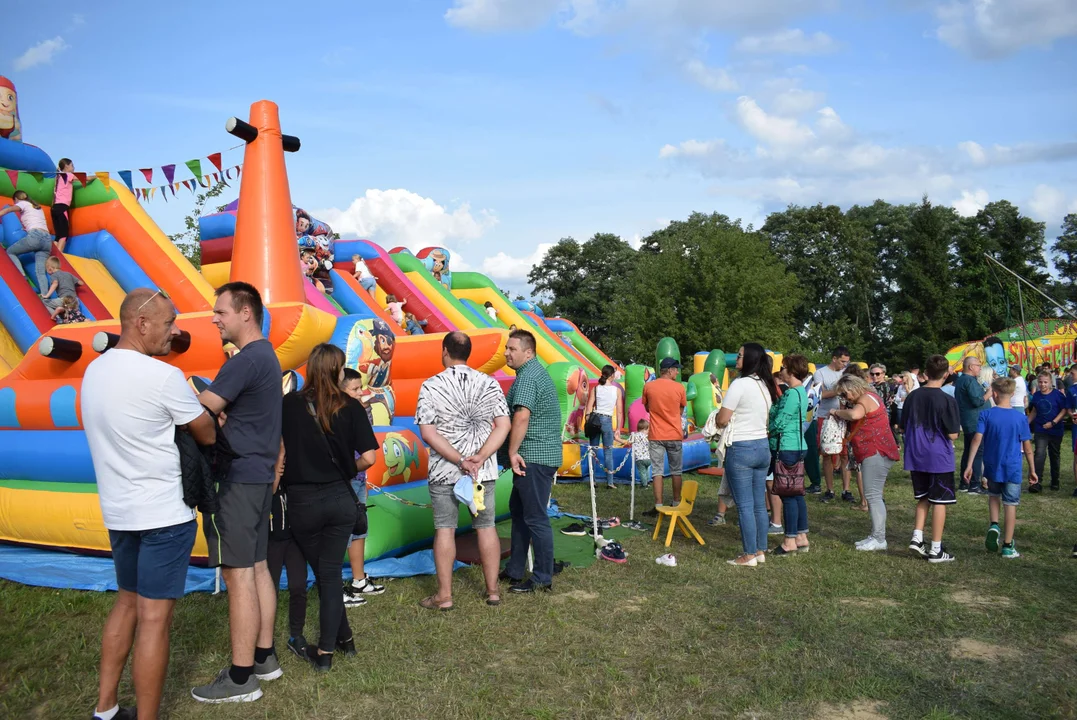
left=958, top=140, right=987, bottom=165
left=771, top=87, right=825, bottom=117
left=683, top=59, right=738, bottom=92
left=13, top=37, right=69, bottom=71
left=957, top=140, right=1077, bottom=167
left=482, top=243, right=554, bottom=280
left=734, top=28, right=837, bottom=55
left=1028, top=184, right=1077, bottom=223
left=659, top=139, right=728, bottom=159
left=952, top=188, right=989, bottom=216
left=735, top=96, right=815, bottom=148
left=445, top=0, right=562, bottom=31
left=934, top=0, right=1077, bottom=58
left=316, top=189, right=497, bottom=253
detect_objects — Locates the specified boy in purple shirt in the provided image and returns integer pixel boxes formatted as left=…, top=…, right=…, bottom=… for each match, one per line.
left=899, top=354, right=960, bottom=563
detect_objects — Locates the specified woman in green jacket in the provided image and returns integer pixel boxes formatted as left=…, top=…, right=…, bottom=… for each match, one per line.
left=769, top=354, right=811, bottom=555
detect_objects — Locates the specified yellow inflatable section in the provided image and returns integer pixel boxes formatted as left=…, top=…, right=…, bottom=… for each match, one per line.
left=454, top=286, right=575, bottom=368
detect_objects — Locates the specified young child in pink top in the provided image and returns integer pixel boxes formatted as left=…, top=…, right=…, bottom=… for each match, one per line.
left=52, top=158, right=84, bottom=253
left=384, top=294, right=406, bottom=325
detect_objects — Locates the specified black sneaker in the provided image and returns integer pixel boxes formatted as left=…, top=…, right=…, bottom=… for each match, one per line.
left=821, top=491, right=835, bottom=503
left=1072, top=544, right=1077, bottom=558
left=349, top=576, right=386, bottom=595
left=841, top=491, right=855, bottom=503
left=509, top=578, right=552, bottom=594
left=806, top=484, right=822, bottom=495
left=304, top=644, right=332, bottom=672
left=342, top=585, right=368, bottom=608
left=560, top=523, right=588, bottom=536
left=1051, top=482, right=1060, bottom=491
left=908, top=539, right=928, bottom=558
left=958, top=481, right=969, bottom=493
left=287, top=635, right=308, bottom=659
left=335, top=637, right=356, bottom=657
left=967, top=486, right=985, bottom=496
left=1029, top=482, right=1043, bottom=494
left=927, top=547, right=956, bottom=563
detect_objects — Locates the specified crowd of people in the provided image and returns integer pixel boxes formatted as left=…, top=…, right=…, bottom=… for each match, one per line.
left=71, top=280, right=1077, bottom=718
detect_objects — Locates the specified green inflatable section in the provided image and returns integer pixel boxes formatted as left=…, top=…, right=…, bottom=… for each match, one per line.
left=561, top=330, right=608, bottom=370
left=0, top=171, right=119, bottom=208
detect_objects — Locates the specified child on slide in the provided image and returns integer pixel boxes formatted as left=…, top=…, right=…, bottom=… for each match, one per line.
left=41, top=256, right=83, bottom=316
left=351, top=255, right=378, bottom=296
left=385, top=294, right=406, bottom=325
left=53, top=295, right=86, bottom=325
left=1, top=190, right=55, bottom=294
left=404, top=313, right=427, bottom=335
left=53, top=158, right=91, bottom=253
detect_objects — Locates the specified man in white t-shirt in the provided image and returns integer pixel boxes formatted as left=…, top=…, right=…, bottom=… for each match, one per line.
left=82, top=288, right=216, bottom=720
left=811, top=345, right=850, bottom=502
left=416, top=331, right=510, bottom=610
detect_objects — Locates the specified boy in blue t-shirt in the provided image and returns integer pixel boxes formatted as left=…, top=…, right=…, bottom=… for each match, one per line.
left=963, top=377, right=1037, bottom=559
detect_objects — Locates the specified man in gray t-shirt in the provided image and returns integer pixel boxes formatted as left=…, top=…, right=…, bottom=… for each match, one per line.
left=812, top=346, right=850, bottom=502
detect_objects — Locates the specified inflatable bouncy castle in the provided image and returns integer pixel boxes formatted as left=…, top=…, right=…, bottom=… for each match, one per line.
left=0, top=97, right=671, bottom=568
left=946, top=320, right=1077, bottom=376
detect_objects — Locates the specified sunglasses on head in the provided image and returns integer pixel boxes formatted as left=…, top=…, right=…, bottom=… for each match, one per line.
left=136, top=288, right=171, bottom=314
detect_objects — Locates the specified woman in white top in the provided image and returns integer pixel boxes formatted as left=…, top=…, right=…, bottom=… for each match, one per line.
left=715, top=343, right=779, bottom=566
left=585, top=365, right=621, bottom=489
left=0, top=190, right=56, bottom=295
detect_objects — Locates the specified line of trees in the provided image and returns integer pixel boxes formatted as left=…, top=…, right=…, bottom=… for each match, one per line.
left=527, top=198, right=1077, bottom=369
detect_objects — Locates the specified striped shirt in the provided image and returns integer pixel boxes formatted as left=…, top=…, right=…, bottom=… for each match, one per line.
left=416, top=365, right=509, bottom=485
left=505, top=358, right=563, bottom=468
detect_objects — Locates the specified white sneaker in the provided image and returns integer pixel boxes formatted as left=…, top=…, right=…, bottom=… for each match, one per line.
left=855, top=538, right=888, bottom=552
left=854, top=537, right=874, bottom=548
left=655, top=553, right=677, bottom=567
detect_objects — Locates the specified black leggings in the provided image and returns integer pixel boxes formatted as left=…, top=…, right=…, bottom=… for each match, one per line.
left=286, top=483, right=356, bottom=652
left=267, top=536, right=308, bottom=639
left=51, top=204, right=70, bottom=247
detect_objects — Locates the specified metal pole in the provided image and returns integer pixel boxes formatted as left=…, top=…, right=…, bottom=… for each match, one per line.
left=1016, top=280, right=1033, bottom=374
left=587, top=446, right=600, bottom=541
left=629, top=450, right=636, bottom=522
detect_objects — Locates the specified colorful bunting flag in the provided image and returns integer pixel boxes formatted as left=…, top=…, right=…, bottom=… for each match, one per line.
left=149, top=188, right=157, bottom=200
left=95, top=172, right=110, bottom=189
left=185, top=159, right=202, bottom=180
left=5, top=170, right=17, bottom=188
left=212, top=172, right=219, bottom=183
left=140, top=168, right=153, bottom=184
left=181, top=179, right=192, bottom=193
left=161, top=185, right=169, bottom=202
left=162, top=164, right=176, bottom=184
left=74, top=172, right=88, bottom=185
left=29, top=172, right=43, bottom=182
left=118, top=170, right=133, bottom=191
left=207, top=152, right=222, bottom=173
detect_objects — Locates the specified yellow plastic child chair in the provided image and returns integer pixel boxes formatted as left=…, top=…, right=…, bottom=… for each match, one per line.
left=651, top=480, right=706, bottom=547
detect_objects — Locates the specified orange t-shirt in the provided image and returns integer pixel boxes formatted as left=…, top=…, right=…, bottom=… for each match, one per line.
left=642, top=378, right=687, bottom=441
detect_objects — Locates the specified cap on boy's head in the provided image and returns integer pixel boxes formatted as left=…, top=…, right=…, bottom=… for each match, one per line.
left=659, top=358, right=680, bottom=371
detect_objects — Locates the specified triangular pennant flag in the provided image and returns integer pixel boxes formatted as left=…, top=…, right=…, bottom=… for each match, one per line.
left=181, top=179, right=192, bottom=193
left=29, top=172, right=43, bottom=182
left=207, top=152, right=223, bottom=173
left=212, top=172, right=219, bottom=183
left=224, top=167, right=232, bottom=180
left=4, top=170, right=17, bottom=188
left=161, top=185, right=169, bottom=202
left=140, top=168, right=153, bottom=184
left=118, top=170, right=133, bottom=191
left=74, top=172, right=88, bottom=185
left=162, top=164, right=176, bottom=184
left=235, top=165, right=242, bottom=178
left=95, top=172, right=110, bottom=190
left=202, top=174, right=212, bottom=188
left=149, top=187, right=157, bottom=200
left=173, top=182, right=181, bottom=194
left=185, top=159, right=202, bottom=180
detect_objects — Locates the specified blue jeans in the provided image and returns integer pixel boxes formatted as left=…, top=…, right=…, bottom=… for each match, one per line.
left=777, top=451, right=809, bottom=538
left=725, top=438, right=771, bottom=555
left=597, top=414, right=614, bottom=483
left=505, top=462, right=556, bottom=586
left=6, top=228, right=53, bottom=293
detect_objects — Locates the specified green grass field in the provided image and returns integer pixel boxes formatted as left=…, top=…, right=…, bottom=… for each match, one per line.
left=3, top=448, right=1077, bottom=719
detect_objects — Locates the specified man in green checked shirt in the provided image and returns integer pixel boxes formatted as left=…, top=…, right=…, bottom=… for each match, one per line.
left=499, top=330, right=563, bottom=593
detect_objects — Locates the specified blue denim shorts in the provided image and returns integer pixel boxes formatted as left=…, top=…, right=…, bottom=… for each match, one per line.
left=986, top=481, right=1021, bottom=506
left=109, top=520, right=197, bottom=599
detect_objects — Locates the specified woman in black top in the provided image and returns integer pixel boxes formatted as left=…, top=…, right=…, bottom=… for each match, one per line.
left=280, top=344, right=378, bottom=671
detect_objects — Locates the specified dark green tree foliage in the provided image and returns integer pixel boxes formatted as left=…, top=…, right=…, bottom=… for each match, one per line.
left=950, top=212, right=1003, bottom=341
left=527, top=232, right=637, bottom=349
left=978, top=201, right=1049, bottom=288
left=890, top=197, right=959, bottom=366
left=606, top=213, right=800, bottom=364
left=1051, top=214, right=1077, bottom=310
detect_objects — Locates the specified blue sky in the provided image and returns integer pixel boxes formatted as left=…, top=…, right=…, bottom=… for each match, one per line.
left=8, top=0, right=1077, bottom=293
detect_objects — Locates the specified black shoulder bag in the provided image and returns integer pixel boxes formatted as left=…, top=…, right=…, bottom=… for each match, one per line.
left=306, top=400, right=368, bottom=536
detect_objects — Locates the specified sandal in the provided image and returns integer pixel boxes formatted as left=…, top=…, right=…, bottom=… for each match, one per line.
left=853, top=505, right=868, bottom=512
left=419, top=595, right=454, bottom=612
left=485, top=593, right=501, bottom=606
